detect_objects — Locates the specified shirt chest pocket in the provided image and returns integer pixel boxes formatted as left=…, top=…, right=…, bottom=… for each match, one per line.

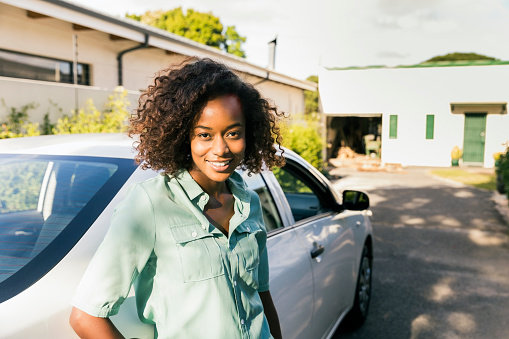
left=171, top=224, right=224, bottom=282
left=235, top=223, right=262, bottom=288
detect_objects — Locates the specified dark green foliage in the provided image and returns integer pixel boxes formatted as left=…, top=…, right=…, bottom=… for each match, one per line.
left=496, top=147, right=509, bottom=198
left=422, top=53, right=498, bottom=63
left=280, top=113, right=324, bottom=171
left=42, top=113, right=55, bottom=135
left=126, top=8, right=246, bottom=58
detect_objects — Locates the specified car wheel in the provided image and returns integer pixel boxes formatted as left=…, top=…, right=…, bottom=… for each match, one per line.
left=344, top=245, right=372, bottom=329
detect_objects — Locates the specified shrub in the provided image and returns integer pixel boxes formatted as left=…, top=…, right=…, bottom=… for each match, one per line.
left=0, top=101, right=40, bottom=139
left=273, top=112, right=324, bottom=193
left=280, top=112, right=324, bottom=171
left=496, top=145, right=509, bottom=197
left=53, top=87, right=131, bottom=134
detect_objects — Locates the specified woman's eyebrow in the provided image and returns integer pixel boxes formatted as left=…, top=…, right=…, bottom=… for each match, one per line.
left=194, top=123, right=244, bottom=130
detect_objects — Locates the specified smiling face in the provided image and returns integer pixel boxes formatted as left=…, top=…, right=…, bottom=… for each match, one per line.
left=189, top=94, right=246, bottom=190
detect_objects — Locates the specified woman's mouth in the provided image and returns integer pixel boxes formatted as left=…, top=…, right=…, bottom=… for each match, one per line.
left=207, top=160, right=232, bottom=171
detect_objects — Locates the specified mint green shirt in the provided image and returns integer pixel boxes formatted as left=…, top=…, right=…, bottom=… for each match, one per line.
left=72, top=170, right=272, bottom=338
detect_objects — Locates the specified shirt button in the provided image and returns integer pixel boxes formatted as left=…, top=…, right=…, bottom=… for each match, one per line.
left=191, top=231, right=197, bottom=237
left=240, top=319, right=245, bottom=325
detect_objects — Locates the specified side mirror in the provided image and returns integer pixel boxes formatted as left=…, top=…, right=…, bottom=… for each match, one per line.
left=342, top=190, right=370, bottom=211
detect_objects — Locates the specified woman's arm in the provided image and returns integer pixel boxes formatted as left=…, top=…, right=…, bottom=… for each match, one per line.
left=260, top=290, right=282, bottom=339
left=69, top=307, right=125, bottom=339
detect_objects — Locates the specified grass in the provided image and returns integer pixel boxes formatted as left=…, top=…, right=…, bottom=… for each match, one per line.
left=429, top=168, right=497, bottom=191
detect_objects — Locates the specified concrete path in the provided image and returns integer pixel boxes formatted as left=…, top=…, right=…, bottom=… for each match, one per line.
left=330, top=166, right=509, bottom=339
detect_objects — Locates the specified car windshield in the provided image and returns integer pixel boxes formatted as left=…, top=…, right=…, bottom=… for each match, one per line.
left=0, top=154, right=138, bottom=301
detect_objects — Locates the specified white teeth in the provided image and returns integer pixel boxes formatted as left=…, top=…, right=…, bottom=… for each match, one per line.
left=209, top=160, right=230, bottom=167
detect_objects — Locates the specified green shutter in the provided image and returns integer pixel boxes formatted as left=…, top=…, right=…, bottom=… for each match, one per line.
left=426, top=114, right=434, bottom=139
left=389, top=115, right=398, bottom=139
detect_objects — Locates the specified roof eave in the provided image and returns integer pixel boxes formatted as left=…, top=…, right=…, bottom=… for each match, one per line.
left=2, top=0, right=316, bottom=91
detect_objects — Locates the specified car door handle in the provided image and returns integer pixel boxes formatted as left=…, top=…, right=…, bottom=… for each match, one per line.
left=310, top=243, right=325, bottom=259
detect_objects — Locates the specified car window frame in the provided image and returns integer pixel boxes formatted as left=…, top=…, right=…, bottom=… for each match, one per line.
left=0, top=154, right=138, bottom=303
left=267, top=158, right=340, bottom=227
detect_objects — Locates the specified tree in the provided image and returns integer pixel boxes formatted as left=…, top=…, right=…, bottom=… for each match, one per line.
left=422, top=52, right=498, bottom=63
left=304, top=75, right=319, bottom=114
left=126, top=8, right=246, bottom=58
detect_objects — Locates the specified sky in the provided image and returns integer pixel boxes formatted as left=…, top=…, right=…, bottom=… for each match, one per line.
left=68, top=0, right=509, bottom=80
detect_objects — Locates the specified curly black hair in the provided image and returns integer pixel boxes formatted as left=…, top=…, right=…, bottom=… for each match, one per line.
left=128, top=57, right=285, bottom=175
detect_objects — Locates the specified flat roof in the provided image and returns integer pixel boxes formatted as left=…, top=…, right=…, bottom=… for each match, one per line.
left=327, top=60, right=509, bottom=71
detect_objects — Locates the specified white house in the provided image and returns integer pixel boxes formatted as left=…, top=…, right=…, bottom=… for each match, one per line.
left=319, top=61, right=509, bottom=168
left=0, top=0, right=316, bottom=125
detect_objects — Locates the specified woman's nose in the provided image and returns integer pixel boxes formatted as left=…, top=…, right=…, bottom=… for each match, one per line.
left=212, top=136, right=229, bottom=155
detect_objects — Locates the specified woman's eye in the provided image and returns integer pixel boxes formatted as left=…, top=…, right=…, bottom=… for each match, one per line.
left=227, top=131, right=241, bottom=138
left=197, top=133, right=211, bottom=138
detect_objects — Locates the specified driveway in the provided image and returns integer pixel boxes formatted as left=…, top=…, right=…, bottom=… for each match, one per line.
left=330, top=166, right=509, bottom=339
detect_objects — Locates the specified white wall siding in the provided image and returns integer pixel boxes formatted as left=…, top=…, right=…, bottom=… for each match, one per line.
left=0, top=77, right=140, bottom=124
left=0, top=2, right=313, bottom=127
left=320, top=65, right=509, bottom=168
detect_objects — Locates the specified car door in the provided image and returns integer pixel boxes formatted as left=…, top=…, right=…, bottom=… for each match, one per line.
left=268, top=159, right=358, bottom=338
left=243, top=173, right=314, bottom=339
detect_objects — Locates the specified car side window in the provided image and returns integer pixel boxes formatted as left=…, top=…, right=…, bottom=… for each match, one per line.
left=273, top=166, right=326, bottom=222
left=0, top=159, right=116, bottom=283
left=242, top=173, right=283, bottom=232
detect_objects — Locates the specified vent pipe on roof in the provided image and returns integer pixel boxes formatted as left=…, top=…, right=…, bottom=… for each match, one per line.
left=268, top=37, right=277, bottom=70
left=117, top=34, right=150, bottom=86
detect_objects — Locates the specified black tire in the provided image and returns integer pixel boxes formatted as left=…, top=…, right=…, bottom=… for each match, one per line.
left=344, top=245, right=372, bottom=329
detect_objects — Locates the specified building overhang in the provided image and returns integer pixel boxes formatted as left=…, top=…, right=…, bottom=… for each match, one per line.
left=322, top=112, right=383, bottom=117
left=450, top=102, right=507, bottom=115
left=0, top=0, right=317, bottom=91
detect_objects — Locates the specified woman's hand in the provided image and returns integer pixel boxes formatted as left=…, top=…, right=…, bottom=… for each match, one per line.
left=69, top=307, right=125, bottom=339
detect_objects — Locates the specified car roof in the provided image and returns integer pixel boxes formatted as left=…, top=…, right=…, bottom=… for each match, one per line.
left=0, top=133, right=304, bottom=162
left=0, top=133, right=137, bottom=159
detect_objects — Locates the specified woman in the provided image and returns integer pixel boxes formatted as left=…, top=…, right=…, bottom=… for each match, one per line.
left=69, top=57, right=285, bottom=339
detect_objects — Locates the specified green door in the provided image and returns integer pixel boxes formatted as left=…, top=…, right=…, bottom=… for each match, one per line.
left=462, top=113, right=486, bottom=164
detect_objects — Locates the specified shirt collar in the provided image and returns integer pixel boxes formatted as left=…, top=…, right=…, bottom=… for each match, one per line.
left=172, top=169, right=205, bottom=201
left=171, top=169, right=250, bottom=203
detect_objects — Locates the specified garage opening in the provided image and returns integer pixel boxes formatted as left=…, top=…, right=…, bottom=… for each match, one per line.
left=326, top=116, right=382, bottom=161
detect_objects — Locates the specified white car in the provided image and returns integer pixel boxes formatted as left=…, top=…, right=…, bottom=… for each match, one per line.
left=0, top=134, right=373, bottom=339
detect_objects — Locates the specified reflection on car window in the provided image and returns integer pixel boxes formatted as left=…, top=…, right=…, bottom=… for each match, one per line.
left=242, top=173, right=282, bottom=231
left=273, top=167, right=322, bottom=222
left=0, top=159, right=117, bottom=283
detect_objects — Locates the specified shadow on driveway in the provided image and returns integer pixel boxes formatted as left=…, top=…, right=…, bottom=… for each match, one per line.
left=332, top=169, right=509, bottom=338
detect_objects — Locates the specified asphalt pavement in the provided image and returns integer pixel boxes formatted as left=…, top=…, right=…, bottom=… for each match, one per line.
left=329, top=166, right=509, bottom=339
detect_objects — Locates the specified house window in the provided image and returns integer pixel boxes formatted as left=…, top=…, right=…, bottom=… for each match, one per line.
left=389, top=115, right=398, bottom=139
left=0, top=49, right=90, bottom=85
left=426, top=114, right=435, bottom=139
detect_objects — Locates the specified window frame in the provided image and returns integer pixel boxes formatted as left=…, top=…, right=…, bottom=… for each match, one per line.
left=242, top=172, right=284, bottom=233
left=268, top=158, right=340, bottom=227
left=0, top=48, right=91, bottom=86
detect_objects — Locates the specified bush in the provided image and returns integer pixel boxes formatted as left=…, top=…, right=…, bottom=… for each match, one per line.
left=0, top=100, right=40, bottom=139
left=273, top=113, right=324, bottom=193
left=280, top=112, right=324, bottom=171
left=1, top=87, right=131, bottom=138
left=53, top=87, right=130, bottom=134
left=496, top=145, right=509, bottom=197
